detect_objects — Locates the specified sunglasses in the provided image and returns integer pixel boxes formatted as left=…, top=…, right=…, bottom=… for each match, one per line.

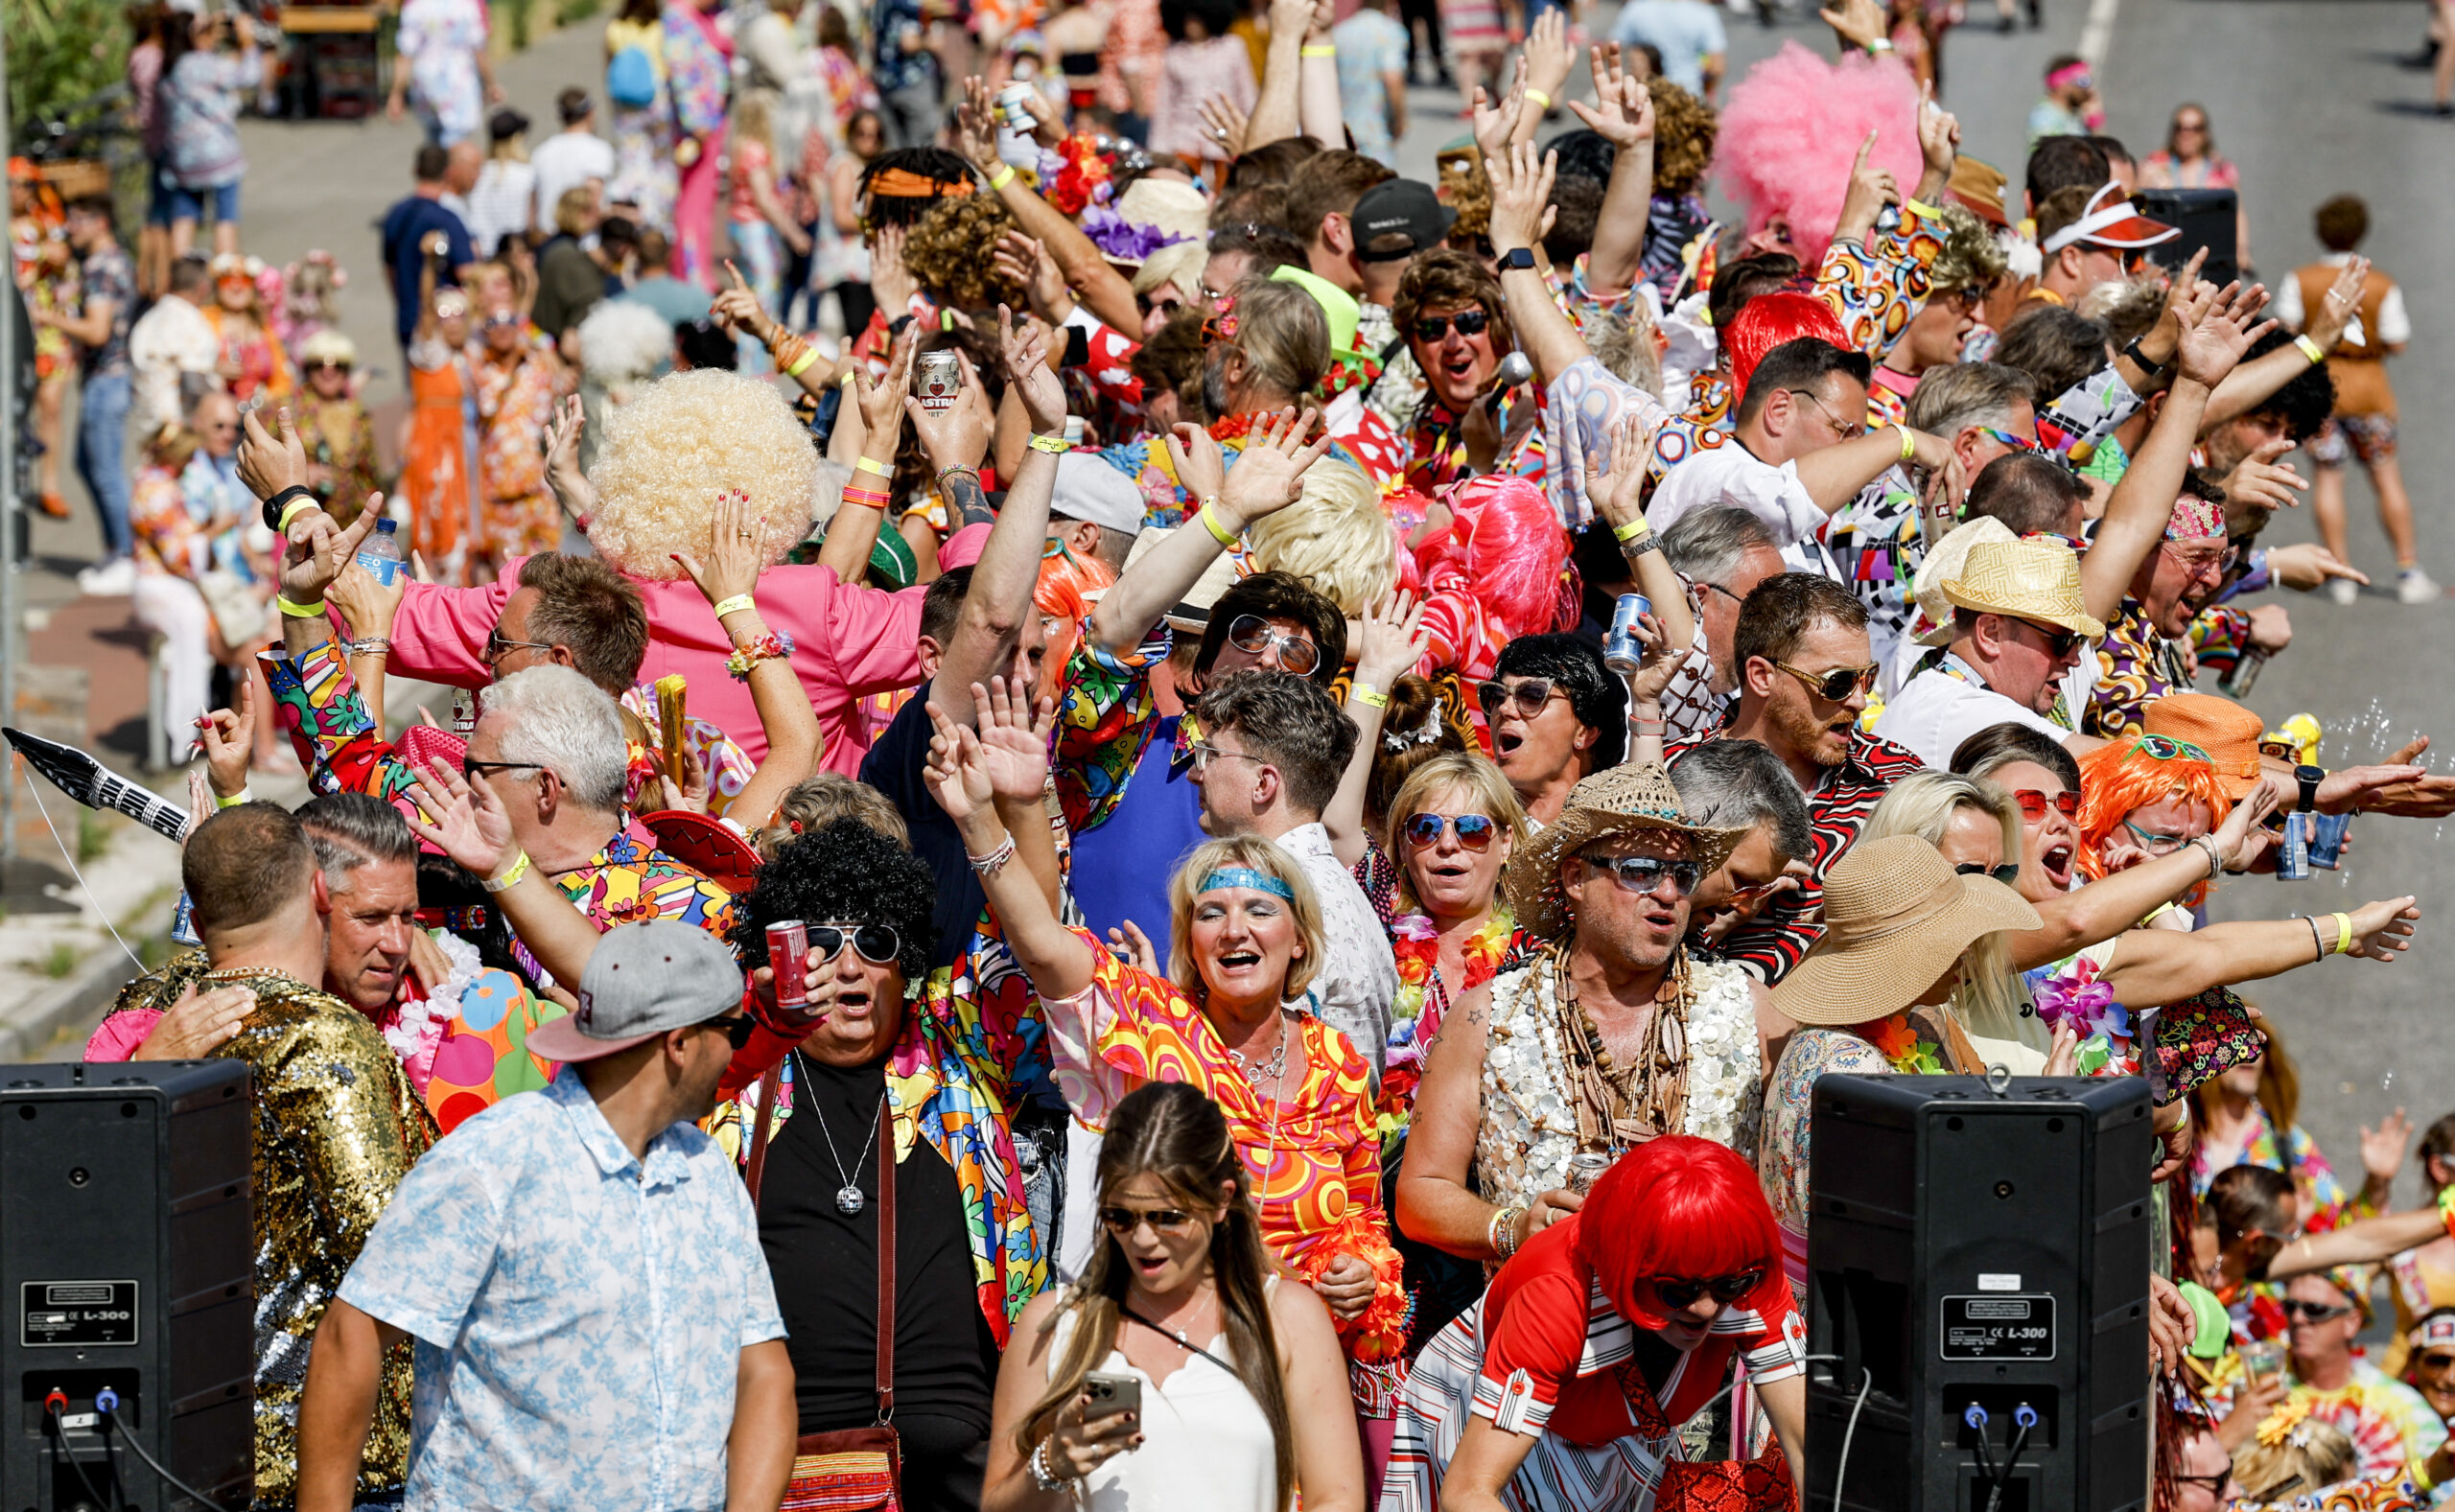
left=2010, top=788, right=2081, bottom=821
left=708, top=1012, right=757, bottom=1048
left=1404, top=812, right=1498, bottom=850
left=2416, top=1351, right=2455, bottom=1372
left=807, top=921, right=900, bottom=966
left=1098, top=1205, right=1200, bottom=1235
left=1956, top=862, right=2022, bottom=886
left=2132, top=733, right=2211, bottom=763
left=1648, top=1270, right=1764, bottom=1308
left=1582, top=852, right=1703, bottom=898
left=2280, top=1299, right=2355, bottom=1322
left=1477, top=677, right=1565, bottom=721
left=1772, top=660, right=1880, bottom=703
left=484, top=629, right=558, bottom=663
left=307, top=360, right=352, bottom=373
left=462, top=758, right=545, bottom=781
left=1138, top=293, right=1184, bottom=321
left=2173, top=1467, right=2233, bottom=1497
left=2005, top=617, right=2083, bottom=659
left=1225, top=614, right=1321, bottom=675
left=1414, top=308, right=1489, bottom=341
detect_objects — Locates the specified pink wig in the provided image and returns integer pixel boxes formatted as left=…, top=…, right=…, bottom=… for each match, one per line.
left=1414, top=477, right=1574, bottom=642
left=1575, top=1135, right=1788, bottom=1331
left=1716, top=41, right=1924, bottom=263
left=1724, top=291, right=1852, bottom=403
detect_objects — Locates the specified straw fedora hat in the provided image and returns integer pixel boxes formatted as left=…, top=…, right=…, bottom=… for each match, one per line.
left=1503, top=763, right=1753, bottom=940
left=1770, top=834, right=2042, bottom=1027
left=2144, top=693, right=2264, bottom=801
left=1911, top=517, right=2015, bottom=647
left=1940, top=538, right=2106, bottom=640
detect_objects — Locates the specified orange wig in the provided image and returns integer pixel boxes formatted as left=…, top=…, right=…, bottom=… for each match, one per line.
left=2074, top=734, right=2237, bottom=898
left=1035, top=547, right=1118, bottom=675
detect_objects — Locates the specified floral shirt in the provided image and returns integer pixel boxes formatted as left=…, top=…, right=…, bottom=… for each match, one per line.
left=1042, top=930, right=1409, bottom=1402
left=396, top=0, right=490, bottom=144
left=1401, top=388, right=1548, bottom=500
left=664, top=2, right=733, bottom=136
left=130, top=463, right=206, bottom=579
left=2258, top=1365, right=2449, bottom=1486
left=339, top=1072, right=785, bottom=1512
left=2084, top=595, right=2190, bottom=739
left=1759, top=1027, right=1892, bottom=1244
left=1052, top=616, right=1185, bottom=835
left=2187, top=1099, right=2362, bottom=1232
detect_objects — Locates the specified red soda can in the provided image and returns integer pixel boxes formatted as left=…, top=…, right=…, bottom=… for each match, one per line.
left=766, top=920, right=811, bottom=1019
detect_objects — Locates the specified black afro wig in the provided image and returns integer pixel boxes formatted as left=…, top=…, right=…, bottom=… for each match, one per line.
left=726, top=817, right=941, bottom=985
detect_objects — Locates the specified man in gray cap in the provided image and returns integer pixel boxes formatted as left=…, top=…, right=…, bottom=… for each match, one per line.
left=1048, top=452, right=1145, bottom=572
left=295, top=919, right=796, bottom=1512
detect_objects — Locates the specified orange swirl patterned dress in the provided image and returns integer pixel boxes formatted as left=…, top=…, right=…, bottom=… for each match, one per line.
left=1042, top=928, right=1410, bottom=1412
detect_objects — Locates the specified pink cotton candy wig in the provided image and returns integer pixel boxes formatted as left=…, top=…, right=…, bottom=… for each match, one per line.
left=1723, top=291, right=1852, bottom=403
left=1575, top=1135, right=1788, bottom=1332
left=1715, top=42, right=1925, bottom=264
left=1415, top=476, right=1573, bottom=642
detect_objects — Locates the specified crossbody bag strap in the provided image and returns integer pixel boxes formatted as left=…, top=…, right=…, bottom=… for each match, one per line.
left=743, top=1063, right=782, bottom=1207
left=876, top=1109, right=897, bottom=1424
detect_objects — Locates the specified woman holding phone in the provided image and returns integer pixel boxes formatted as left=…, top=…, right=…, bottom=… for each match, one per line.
left=983, top=1082, right=1365, bottom=1511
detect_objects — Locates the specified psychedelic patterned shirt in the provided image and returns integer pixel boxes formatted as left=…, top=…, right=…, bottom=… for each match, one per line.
left=2084, top=596, right=2191, bottom=739
left=1052, top=617, right=1185, bottom=835
left=1816, top=198, right=1949, bottom=359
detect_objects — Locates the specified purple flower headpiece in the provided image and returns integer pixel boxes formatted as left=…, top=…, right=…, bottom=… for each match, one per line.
left=1079, top=204, right=1191, bottom=264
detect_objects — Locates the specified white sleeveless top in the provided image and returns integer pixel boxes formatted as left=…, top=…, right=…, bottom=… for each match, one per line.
left=1045, top=1293, right=1278, bottom=1512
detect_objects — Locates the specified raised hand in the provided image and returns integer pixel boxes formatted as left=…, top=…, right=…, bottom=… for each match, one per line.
left=1833, top=130, right=1898, bottom=248
left=1471, top=55, right=1530, bottom=163
left=2306, top=255, right=2371, bottom=353
left=954, top=76, right=1002, bottom=174
left=2361, top=1108, right=2413, bottom=1184
left=1199, top=94, right=1251, bottom=159
left=2175, top=281, right=2269, bottom=389
left=1354, top=590, right=1432, bottom=690
left=327, top=555, right=408, bottom=643
left=544, top=392, right=585, bottom=481
left=1162, top=421, right=1230, bottom=510
left=972, top=675, right=1057, bottom=801
left=1566, top=45, right=1654, bottom=149
left=195, top=675, right=255, bottom=799
left=2220, top=437, right=2306, bottom=516
left=1485, top=142, right=1558, bottom=258
left=1217, top=407, right=1335, bottom=525
left=1521, top=8, right=1573, bottom=105
left=670, top=489, right=768, bottom=611
left=1620, top=605, right=1695, bottom=708
left=1585, top=412, right=1654, bottom=536
left=711, top=260, right=777, bottom=344
left=403, top=756, right=519, bottom=880
left=2344, top=896, right=2421, bottom=964
left=657, top=743, right=712, bottom=815
left=871, top=221, right=919, bottom=314
left=2211, top=775, right=2283, bottom=869
left=906, top=344, right=996, bottom=476
left=1106, top=919, right=1159, bottom=975
left=1000, top=303, right=1069, bottom=434
left=277, top=481, right=383, bottom=606
left=921, top=703, right=996, bottom=824
left=1818, top=0, right=1887, bottom=52
left=993, top=231, right=1070, bottom=324
left=1915, top=83, right=1959, bottom=194
left=853, top=324, right=920, bottom=461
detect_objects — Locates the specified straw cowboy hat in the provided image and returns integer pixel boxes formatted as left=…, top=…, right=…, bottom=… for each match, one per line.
left=1911, top=517, right=2014, bottom=647
left=1770, top=834, right=2041, bottom=1027
left=1941, top=537, right=2106, bottom=640
left=2144, top=693, right=2265, bottom=801
left=1503, top=763, right=1752, bottom=940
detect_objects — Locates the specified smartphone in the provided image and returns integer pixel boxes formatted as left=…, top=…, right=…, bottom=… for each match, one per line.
left=1083, top=1370, right=1141, bottom=1422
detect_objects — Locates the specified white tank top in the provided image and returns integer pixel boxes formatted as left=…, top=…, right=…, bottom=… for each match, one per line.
left=1044, top=1291, right=1279, bottom=1512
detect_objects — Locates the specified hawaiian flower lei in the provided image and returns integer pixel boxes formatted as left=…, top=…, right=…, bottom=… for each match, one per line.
left=1859, top=1012, right=1948, bottom=1074
left=1035, top=133, right=1112, bottom=218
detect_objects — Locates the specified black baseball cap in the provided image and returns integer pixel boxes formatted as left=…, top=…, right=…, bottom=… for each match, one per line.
left=1351, top=179, right=1456, bottom=263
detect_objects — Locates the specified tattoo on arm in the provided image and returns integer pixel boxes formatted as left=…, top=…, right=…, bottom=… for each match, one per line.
left=944, top=473, right=997, bottom=529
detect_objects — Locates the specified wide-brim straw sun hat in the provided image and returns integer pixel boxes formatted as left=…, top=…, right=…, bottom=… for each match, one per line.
left=1770, top=833, right=2042, bottom=1027
left=1912, top=517, right=2015, bottom=647
left=1503, top=762, right=1753, bottom=940
left=1939, top=537, right=2106, bottom=640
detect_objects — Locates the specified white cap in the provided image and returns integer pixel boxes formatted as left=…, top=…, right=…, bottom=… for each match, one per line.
left=1052, top=453, right=1149, bottom=534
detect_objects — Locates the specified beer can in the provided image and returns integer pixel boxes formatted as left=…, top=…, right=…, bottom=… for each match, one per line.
left=2276, top=810, right=2311, bottom=881
left=1564, top=1151, right=1613, bottom=1195
left=1602, top=593, right=1651, bottom=675
left=170, top=890, right=201, bottom=947
left=996, top=81, right=1037, bottom=132
left=2309, top=810, right=2351, bottom=870
left=916, top=349, right=963, bottom=412
left=767, top=920, right=812, bottom=1019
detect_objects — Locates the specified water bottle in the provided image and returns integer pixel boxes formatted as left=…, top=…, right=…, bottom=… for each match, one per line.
left=355, top=517, right=406, bottom=586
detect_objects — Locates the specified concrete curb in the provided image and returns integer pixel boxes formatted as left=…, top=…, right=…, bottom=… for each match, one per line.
left=0, top=930, right=156, bottom=1063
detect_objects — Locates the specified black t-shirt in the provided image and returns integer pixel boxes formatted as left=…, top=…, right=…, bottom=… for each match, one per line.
left=759, top=1051, right=999, bottom=1438
left=857, top=682, right=982, bottom=970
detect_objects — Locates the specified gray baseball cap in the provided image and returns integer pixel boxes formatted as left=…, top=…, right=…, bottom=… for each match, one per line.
left=1052, top=453, right=1148, bottom=535
left=526, top=919, right=746, bottom=1062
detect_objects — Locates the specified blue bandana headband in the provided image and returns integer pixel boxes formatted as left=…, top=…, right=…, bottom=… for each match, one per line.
left=1199, top=868, right=1295, bottom=900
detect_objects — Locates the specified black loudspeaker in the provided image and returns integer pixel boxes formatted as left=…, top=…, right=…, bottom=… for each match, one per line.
left=2, top=1062, right=253, bottom=1512
left=2131, top=188, right=2240, bottom=289
left=1804, top=1073, right=2156, bottom=1512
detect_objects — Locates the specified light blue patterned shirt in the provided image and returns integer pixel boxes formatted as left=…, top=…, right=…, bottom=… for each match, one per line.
left=339, top=1071, right=785, bottom=1512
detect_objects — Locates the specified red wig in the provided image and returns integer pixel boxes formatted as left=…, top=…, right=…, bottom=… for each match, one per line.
left=1035, top=547, right=1118, bottom=674
left=1413, top=476, right=1576, bottom=644
left=1723, top=291, right=1851, bottom=403
left=2074, top=734, right=2237, bottom=898
left=1716, top=40, right=1924, bottom=263
left=1574, top=1135, right=1787, bottom=1331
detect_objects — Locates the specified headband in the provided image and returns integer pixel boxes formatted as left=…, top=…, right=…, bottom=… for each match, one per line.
left=868, top=168, right=975, bottom=199
left=1199, top=868, right=1295, bottom=900
left=2412, top=1314, right=2455, bottom=1351
left=2046, top=60, right=2092, bottom=90
left=2165, top=494, right=2227, bottom=542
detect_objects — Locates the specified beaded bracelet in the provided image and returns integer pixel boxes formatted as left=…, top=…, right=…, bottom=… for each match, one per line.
left=1030, top=1438, right=1071, bottom=1493
left=968, top=835, right=1018, bottom=878
left=725, top=629, right=797, bottom=681
left=481, top=851, right=531, bottom=894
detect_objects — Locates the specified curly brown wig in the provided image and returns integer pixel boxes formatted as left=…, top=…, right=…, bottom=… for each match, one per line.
left=1391, top=248, right=1515, bottom=363
left=1438, top=158, right=1491, bottom=247
left=1927, top=200, right=2010, bottom=292
left=1648, top=78, right=1718, bottom=198
left=902, top=194, right=1028, bottom=312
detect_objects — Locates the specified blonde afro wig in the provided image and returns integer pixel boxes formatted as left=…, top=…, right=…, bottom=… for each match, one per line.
left=1246, top=458, right=1399, bottom=616
left=585, top=367, right=819, bottom=580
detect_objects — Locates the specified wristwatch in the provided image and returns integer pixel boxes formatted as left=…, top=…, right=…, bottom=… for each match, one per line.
left=2119, top=337, right=2170, bottom=375
left=2295, top=763, right=2325, bottom=814
left=1497, top=247, right=1539, bottom=272
left=259, top=484, right=315, bottom=532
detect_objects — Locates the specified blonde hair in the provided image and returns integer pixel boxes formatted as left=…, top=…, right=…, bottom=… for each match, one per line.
left=1134, top=239, right=1208, bottom=298
left=1863, top=772, right=2028, bottom=1039
left=1166, top=836, right=1326, bottom=1005
left=2232, top=1420, right=2357, bottom=1504
left=1228, top=277, right=1329, bottom=403
left=1243, top=459, right=1396, bottom=616
left=1383, top=751, right=1527, bottom=902
left=755, top=773, right=912, bottom=860
left=586, top=368, right=820, bottom=578
left=731, top=91, right=776, bottom=154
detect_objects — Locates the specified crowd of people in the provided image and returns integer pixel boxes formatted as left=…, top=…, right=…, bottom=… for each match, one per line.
left=14, top=0, right=2455, bottom=1508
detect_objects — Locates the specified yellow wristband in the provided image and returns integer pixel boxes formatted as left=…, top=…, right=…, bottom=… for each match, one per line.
left=1524, top=87, right=1551, bottom=107
left=1612, top=515, right=1651, bottom=544
left=987, top=164, right=1017, bottom=192
left=1350, top=683, right=1388, bottom=709
left=1300, top=43, right=1336, bottom=56
left=1028, top=431, right=1071, bottom=454
left=1892, top=424, right=1916, bottom=463
left=214, top=787, right=253, bottom=809
left=784, top=346, right=820, bottom=378
left=481, top=850, right=532, bottom=894
left=855, top=455, right=890, bottom=477
left=1198, top=500, right=1239, bottom=546
left=2295, top=334, right=2326, bottom=365
left=276, top=594, right=327, bottom=618
left=712, top=593, right=757, bottom=619
left=1904, top=198, right=1941, bottom=221
left=277, top=497, right=317, bottom=532
left=2333, top=912, right=2355, bottom=956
